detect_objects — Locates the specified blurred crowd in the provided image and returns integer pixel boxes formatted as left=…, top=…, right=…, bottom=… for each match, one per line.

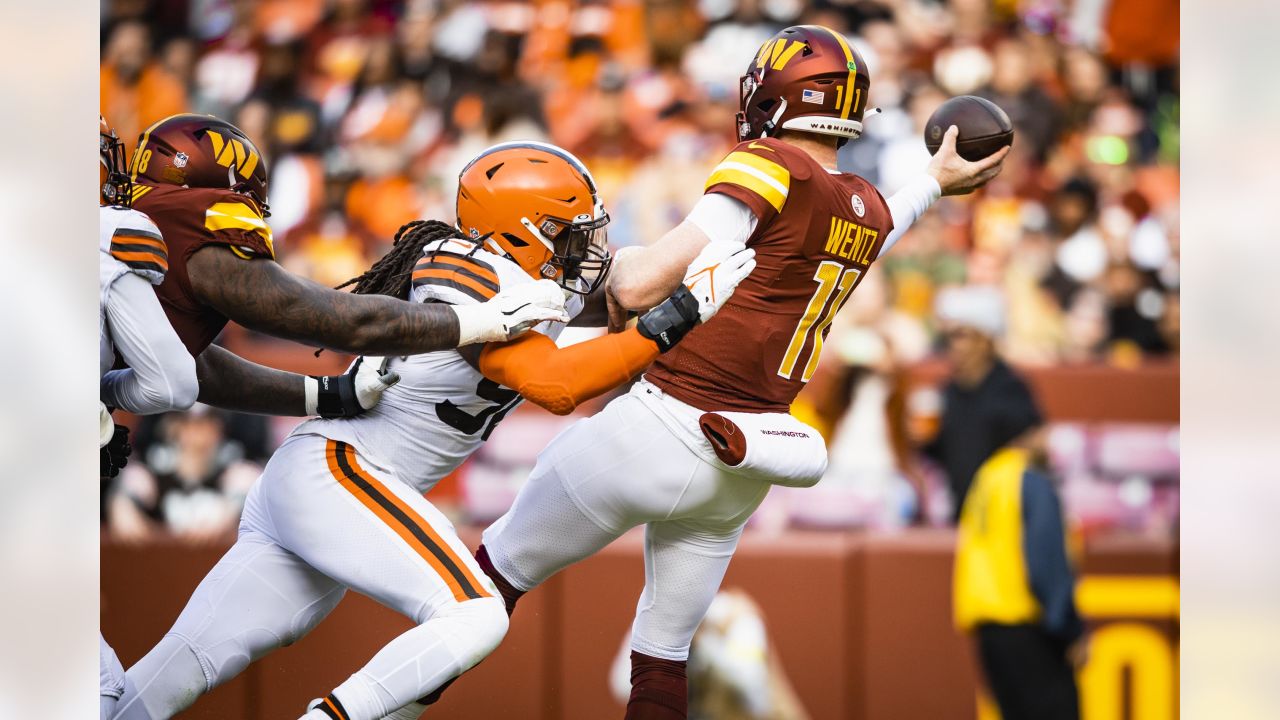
left=100, top=0, right=1179, bottom=541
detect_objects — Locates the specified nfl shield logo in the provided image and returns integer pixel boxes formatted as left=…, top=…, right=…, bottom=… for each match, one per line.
left=801, top=89, right=825, bottom=105
left=173, top=152, right=189, bottom=168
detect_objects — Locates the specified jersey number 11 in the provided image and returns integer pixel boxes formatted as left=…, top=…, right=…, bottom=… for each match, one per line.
left=777, top=260, right=862, bottom=383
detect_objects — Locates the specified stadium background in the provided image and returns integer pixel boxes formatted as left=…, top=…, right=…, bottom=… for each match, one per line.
left=99, top=0, right=1178, bottom=718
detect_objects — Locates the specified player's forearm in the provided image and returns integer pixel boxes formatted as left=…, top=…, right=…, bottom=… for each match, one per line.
left=607, top=221, right=712, bottom=311
left=189, top=247, right=462, bottom=355
left=195, top=344, right=308, bottom=416
left=877, top=175, right=942, bottom=259
left=480, top=329, right=659, bottom=415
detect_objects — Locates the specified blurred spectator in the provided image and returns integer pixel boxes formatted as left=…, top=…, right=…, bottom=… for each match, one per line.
left=283, top=167, right=378, bottom=286
left=921, top=286, right=1043, bottom=519
left=191, top=1, right=261, bottom=118
left=107, top=407, right=260, bottom=544
left=954, top=433, right=1085, bottom=720
left=100, top=20, right=189, bottom=143
left=978, top=36, right=1061, bottom=162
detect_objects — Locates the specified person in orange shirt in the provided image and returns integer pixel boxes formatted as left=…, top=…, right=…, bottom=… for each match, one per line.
left=100, top=21, right=189, bottom=146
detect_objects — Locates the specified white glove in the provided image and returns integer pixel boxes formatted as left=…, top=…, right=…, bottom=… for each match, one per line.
left=304, top=356, right=401, bottom=417
left=681, top=240, right=757, bottom=323
left=351, top=356, right=399, bottom=410
left=100, top=402, right=114, bottom=448
left=452, top=279, right=571, bottom=345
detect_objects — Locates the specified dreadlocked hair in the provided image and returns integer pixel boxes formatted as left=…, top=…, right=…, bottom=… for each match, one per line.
left=336, top=219, right=470, bottom=299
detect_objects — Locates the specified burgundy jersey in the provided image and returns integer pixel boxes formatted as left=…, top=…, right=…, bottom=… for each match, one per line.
left=647, top=137, right=893, bottom=413
left=130, top=182, right=276, bottom=356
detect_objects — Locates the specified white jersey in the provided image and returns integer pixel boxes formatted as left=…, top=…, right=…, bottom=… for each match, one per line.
left=296, top=237, right=585, bottom=494
left=99, top=205, right=166, bottom=379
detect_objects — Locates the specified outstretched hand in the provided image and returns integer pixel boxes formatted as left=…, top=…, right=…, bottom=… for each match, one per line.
left=927, top=126, right=1010, bottom=196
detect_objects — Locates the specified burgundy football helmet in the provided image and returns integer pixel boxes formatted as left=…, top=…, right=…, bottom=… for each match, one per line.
left=736, top=25, right=873, bottom=146
left=130, top=113, right=270, bottom=213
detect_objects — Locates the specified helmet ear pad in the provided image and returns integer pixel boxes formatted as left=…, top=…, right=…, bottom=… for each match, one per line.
left=456, top=142, right=611, bottom=294
left=737, top=25, right=872, bottom=144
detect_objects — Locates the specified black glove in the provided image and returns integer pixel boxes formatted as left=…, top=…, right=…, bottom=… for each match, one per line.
left=101, top=424, right=132, bottom=480
left=636, top=285, right=702, bottom=353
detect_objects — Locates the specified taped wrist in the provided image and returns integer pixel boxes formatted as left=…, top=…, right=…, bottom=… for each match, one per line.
left=636, top=285, right=700, bottom=352
left=307, top=373, right=360, bottom=418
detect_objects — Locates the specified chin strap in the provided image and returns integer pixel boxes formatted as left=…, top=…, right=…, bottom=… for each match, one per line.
left=761, top=98, right=789, bottom=138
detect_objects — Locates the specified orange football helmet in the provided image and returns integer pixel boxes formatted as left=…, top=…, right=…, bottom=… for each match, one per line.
left=100, top=115, right=131, bottom=206
left=456, top=141, right=611, bottom=295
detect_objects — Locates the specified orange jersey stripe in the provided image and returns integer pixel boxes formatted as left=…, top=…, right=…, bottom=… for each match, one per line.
left=410, top=267, right=499, bottom=301
left=325, top=441, right=489, bottom=602
left=111, top=249, right=169, bottom=270
left=423, top=253, right=499, bottom=284
left=112, top=234, right=167, bottom=252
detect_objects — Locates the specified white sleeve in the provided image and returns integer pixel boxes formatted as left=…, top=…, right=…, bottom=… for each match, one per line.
left=684, top=192, right=758, bottom=248
left=100, top=272, right=199, bottom=414
left=877, top=175, right=943, bottom=259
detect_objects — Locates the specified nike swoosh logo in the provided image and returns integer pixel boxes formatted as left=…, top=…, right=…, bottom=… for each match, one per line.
left=685, top=264, right=720, bottom=304
left=747, top=141, right=774, bottom=152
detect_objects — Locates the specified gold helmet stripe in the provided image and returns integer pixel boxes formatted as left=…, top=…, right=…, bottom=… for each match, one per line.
left=819, top=26, right=858, bottom=121
left=129, top=113, right=184, bottom=181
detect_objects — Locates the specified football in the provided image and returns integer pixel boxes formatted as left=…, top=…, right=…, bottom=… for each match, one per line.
left=924, top=95, right=1014, bottom=161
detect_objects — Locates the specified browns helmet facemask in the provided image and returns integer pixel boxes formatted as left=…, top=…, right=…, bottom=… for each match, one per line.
left=456, top=141, right=611, bottom=296
left=130, top=113, right=271, bottom=214
left=100, top=115, right=131, bottom=207
left=737, top=25, right=873, bottom=146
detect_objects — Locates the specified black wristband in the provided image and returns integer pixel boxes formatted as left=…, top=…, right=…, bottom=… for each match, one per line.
left=636, top=285, right=701, bottom=353
left=311, top=373, right=361, bottom=418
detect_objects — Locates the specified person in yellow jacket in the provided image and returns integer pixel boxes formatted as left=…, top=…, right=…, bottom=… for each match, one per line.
left=954, top=437, right=1086, bottom=720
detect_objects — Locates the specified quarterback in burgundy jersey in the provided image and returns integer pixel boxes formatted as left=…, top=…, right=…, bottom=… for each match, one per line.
left=647, top=135, right=895, bottom=412
left=428, top=23, right=1009, bottom=720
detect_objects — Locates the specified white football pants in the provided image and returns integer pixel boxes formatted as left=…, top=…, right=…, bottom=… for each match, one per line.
left=484, top=380, right=774, bottom=661
left=116, top=433, right=506, bottom=720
